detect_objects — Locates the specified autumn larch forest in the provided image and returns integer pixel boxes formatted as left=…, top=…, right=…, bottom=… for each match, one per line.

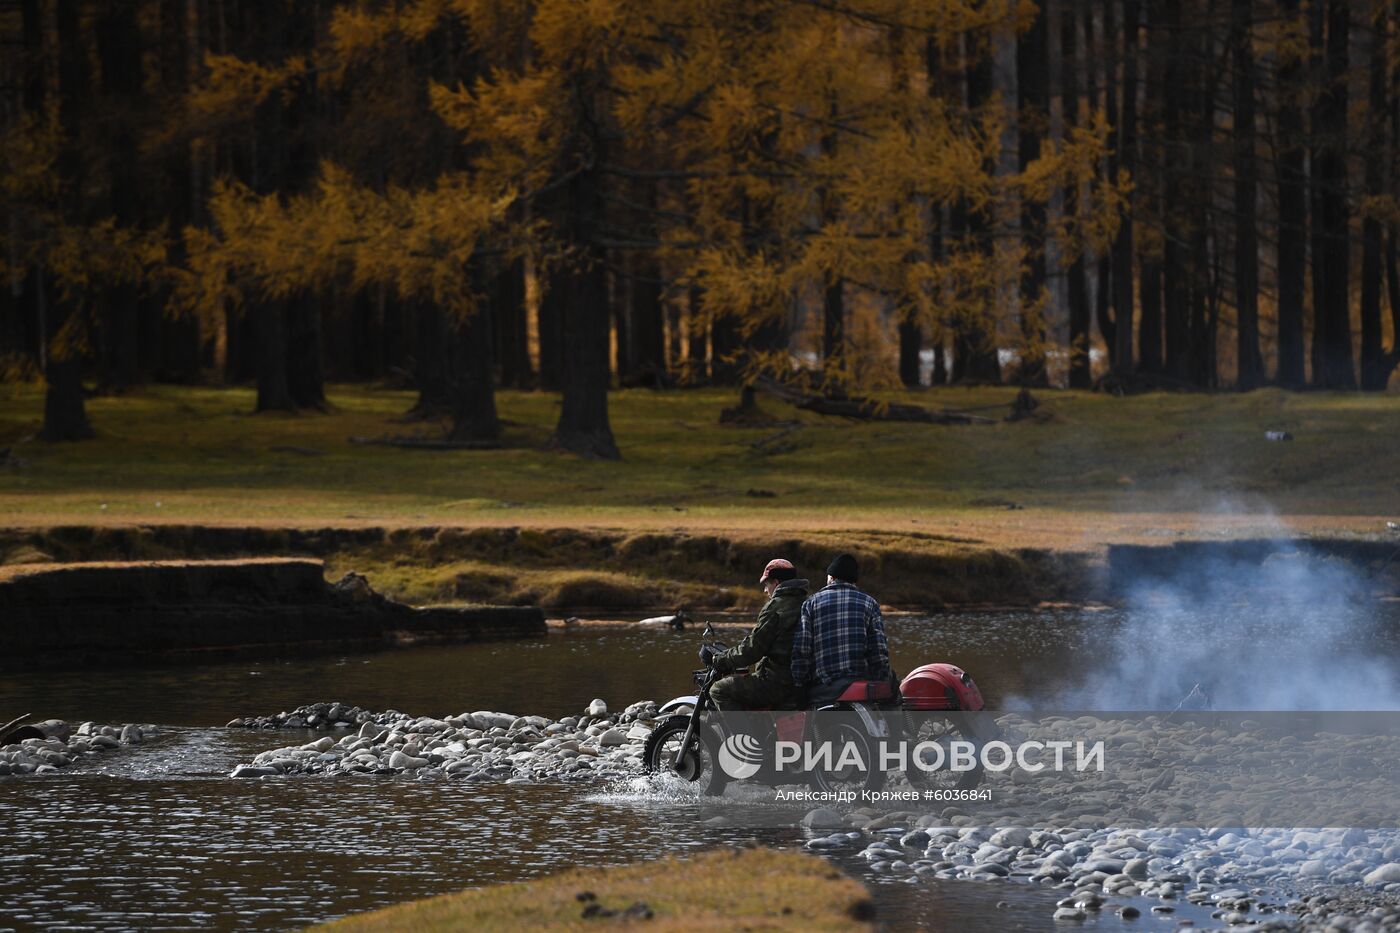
left=1, top=0, right=1397, bottom=460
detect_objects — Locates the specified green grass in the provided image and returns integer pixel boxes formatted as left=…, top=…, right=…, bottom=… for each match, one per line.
left=0, top=381, right=1397, bottom=542
left=312, top=847, right=875, bottom=932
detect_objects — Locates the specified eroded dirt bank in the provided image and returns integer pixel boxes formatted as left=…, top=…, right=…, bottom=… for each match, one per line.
left=0, top=524, right=1098, bottom=613
left=0, top=557, right=545, bottom=669
left=3, top=523, right=1397, bottom=613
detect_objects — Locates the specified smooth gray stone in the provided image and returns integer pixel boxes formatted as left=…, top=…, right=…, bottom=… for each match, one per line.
left=230, top=765, right=277, bottom=778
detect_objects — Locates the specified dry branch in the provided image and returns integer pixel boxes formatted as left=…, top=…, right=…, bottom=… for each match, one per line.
left=752, top=377, right=995, bottom=425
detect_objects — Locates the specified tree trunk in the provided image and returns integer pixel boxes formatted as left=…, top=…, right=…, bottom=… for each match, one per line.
left=822, top=281, right=844, bottom=363
left=1136, top=0, right=1163, bottom=376
left=1310, top=0, right=1355, bottom=388
left=1189, top=9, right=1218, bottom=389
left=1387, top=229, right=1400, bottom=384
left=1275, top=0, right=1308, bottom=387
left=549, top=164, right=619, bottom=458
left=156, top=0, right=201, bottom=383
left=96, top=0, right=143, bottom=394
left=537, top=267, right=565, bottom=391
left=994, top=0, right=1022, bottom=363
left=1096, top=1, right=1117, bottom=371
left=1111, top=0, right=1138, bottom=377
left=492, top=256, right=531, bottom=388
left=41, top=0, right=93, bottom=442
left=958, top=36, right=1003, bottom=383
left=1359, top=0, right=1391, bottom=390
left=285, top=295, right=325, bottom=409
left=1232, top=0, right=1263, bottom=389
left=254, top=303, right=295, bottom=412
left=898, top=320, right=923, bottom=387
left=711, top=310, right=740, bottom=384
left=1042, top=0, right=1068, bottom=347
left=686, top=287, right=708, bottom=383
left=666, top=294, right=682, bottom=376
left=626, top=253, right=666, bottom=384
left=1066, top=1, right=1092, bottom=388
left=411, top=301, right=451, bottom=415
left=1016, top=0, right=1049, bottom=386
left=611, top=267, right=630, bottom=381
left=1096, top=255, right=1114, bottom=368
left=42, top=357, right=94, bottom=441
left=1161, top=0, right=1191, bottom=382
left=447, top=269, right=500, bottom=443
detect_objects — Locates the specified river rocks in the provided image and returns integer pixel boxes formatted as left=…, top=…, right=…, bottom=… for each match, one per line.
left=990, top=826, right=1032, bottom=847
left=230, top=764, right=278, bottom=778
left=229, top=701, right=661, bottom=784
left=226, top=701, right=385, bottom=731
left=836, top=814, right=1400, bottom=929
left=1364, top=864, right=1400, bottom=886
left=802, top=808, right=846, bottom=831
left=1, top=721, right=155, bottom=778
left=587, top=699, right=608, bottom=717
left=388, top=750, right=429, bottom=770
left=597, top=729, right=628, bottom=748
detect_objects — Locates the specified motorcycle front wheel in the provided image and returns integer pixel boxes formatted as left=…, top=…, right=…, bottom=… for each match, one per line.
left=642, top=714, right=728, bottom=796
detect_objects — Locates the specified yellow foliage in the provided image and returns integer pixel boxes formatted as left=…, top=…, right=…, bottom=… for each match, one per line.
left=168, top=0, right=1131, bottom=395
left=187, top=54, right=307, bottom=124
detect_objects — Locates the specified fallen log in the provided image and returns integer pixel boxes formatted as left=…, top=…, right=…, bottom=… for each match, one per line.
left=752, top=377, right=995, bottom=425
left=0, top=713, right=42, bottom=745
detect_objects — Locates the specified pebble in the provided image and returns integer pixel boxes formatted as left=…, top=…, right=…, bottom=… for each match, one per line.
left=1363, top=863, right=1400, bottom=886
left=1, top=720, right=154, bottom=779
left=803, top=808, right=845, bottom=831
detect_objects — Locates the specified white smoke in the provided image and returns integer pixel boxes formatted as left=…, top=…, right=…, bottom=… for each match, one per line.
left=1040, top=511, right=1400, bottom=711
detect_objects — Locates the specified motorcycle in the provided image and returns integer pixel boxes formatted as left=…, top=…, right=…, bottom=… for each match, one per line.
left=642, top=623, right=996, bottom=796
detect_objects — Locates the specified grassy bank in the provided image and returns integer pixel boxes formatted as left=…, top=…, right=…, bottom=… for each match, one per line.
left=0, top=382, right=1397, bottom=528
left=313, top=847, right=875, bottom=931
left=1, top=383, right=1396, bottom=607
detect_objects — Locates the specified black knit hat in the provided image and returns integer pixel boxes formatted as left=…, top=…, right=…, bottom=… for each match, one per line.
left=826, top=553, right=859, bottom=583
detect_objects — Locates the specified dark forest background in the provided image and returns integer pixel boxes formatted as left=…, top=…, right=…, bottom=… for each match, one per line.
left=1, top=0, right=1397, bottom=460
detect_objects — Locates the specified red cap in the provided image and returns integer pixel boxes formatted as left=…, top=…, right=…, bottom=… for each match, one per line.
left=759, top=558, right=794, bottom=584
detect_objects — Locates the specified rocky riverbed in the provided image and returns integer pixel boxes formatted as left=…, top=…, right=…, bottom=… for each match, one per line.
left=225, top=701, right=1400, bottom=930
left=1, top=720, right=157, bottom=776
left=803, top=822, right=1400, bottom=930
left=227, top=699, right=657, bottom=781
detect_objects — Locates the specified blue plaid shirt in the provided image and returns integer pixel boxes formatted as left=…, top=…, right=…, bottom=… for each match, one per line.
left=791, top=581, right=890, bottom=686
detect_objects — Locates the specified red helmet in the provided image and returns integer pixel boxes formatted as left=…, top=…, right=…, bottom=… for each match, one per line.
left=759, top=558, right=795, bottom=585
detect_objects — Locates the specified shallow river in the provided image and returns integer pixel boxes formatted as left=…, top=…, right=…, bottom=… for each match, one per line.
left=2, top=606, right=1397, bottom=931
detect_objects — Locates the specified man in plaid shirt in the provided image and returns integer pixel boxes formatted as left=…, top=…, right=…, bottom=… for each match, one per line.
left=791, top=553, right=890, bottom=706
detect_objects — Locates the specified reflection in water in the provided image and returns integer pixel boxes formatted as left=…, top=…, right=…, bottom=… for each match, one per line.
left=0, top=610, right=1109, bottom=727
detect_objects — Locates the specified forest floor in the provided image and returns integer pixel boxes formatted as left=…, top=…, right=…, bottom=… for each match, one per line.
left=1, top=382, right=1397, bottom=608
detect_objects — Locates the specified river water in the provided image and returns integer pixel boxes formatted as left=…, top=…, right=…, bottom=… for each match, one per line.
left=2, top=607, right=1397, bottom=931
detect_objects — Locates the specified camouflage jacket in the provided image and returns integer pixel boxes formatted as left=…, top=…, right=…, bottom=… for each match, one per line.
left=713, top=578, right=810, bottom=684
